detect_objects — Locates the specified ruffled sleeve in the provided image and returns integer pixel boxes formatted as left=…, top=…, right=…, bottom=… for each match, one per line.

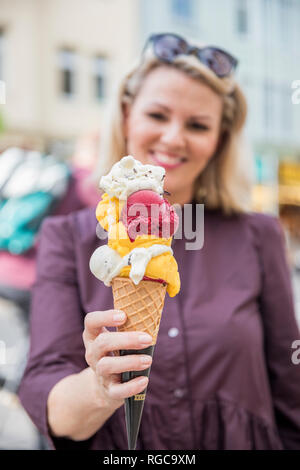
left=254, top=213, right=300, bottom=449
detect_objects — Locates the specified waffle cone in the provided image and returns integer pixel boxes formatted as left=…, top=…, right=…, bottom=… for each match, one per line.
left=111, top=276, right=167, bottom=345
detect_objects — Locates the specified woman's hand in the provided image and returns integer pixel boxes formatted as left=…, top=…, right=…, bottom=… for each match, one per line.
left=83, top=309, right=153, bottom=410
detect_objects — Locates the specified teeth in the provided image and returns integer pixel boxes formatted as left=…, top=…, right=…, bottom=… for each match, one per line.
left=153, top=152, right=184, bottom=164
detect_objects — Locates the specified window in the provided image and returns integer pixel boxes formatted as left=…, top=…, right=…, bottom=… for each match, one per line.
left=93, top=55, right=107, bottom=100
left=0, top=28, right=5, bottom=104
left=280, top=0, right=292, bottom=43
left=172, top=0, right=193, bottom=19
left=0, top=28, right=4, bottom=81
left=264, top=79, right=273, bottom=131
left=281, top=84, right=292, bottom=133
left=58, top=49, right=76, bottom=97
left=236, top=0, right=248, bottom=34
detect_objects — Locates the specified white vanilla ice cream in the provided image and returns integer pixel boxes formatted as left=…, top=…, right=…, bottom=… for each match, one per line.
left=89, top=244, right=173, bottom=286
left=100, top=155, right=165, bottom=200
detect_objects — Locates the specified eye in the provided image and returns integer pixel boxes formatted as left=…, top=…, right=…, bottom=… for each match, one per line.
left=147, top=112, right=167, bottom=121
left=188, top=122, right=209, bottom=131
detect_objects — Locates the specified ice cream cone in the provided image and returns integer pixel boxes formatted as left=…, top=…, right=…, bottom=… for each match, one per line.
left=112, top=276, right=167, bottom=344
left=90, top=157, right=180, bottom=449
left=111, top=276, right=167, bottom=450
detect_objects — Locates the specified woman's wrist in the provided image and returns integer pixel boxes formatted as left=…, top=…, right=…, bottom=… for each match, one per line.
left=47, top=367, right=121, bottom=441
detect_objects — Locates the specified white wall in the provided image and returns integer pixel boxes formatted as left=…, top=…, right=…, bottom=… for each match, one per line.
left=0, top=0, right=140, bottom=140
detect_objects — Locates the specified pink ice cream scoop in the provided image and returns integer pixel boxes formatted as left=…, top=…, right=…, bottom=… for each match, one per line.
left=120, top=190, right=179, bottom=241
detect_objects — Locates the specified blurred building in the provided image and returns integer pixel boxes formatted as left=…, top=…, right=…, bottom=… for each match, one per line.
left=0, top=0, right=299, bottom=211
left=139, top=0, right=300, bottom=213
left=0, top=0, right=139, bottom=152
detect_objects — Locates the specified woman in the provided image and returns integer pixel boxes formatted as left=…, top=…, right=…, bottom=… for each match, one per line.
left=18, top=33, right=300, bottom=450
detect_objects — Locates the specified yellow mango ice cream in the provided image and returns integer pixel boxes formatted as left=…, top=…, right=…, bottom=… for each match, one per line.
left=90, top=155, right=180, bottom=297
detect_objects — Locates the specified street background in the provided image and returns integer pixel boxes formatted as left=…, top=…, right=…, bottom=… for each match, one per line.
left=0, top=0, right=300, bottom=449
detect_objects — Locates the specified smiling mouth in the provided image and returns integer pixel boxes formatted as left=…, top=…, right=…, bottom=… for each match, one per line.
left=149, top=150, right=187, bottom=169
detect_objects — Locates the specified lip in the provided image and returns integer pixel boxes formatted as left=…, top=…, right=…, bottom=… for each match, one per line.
left=148, top=150, right=187, bottom=169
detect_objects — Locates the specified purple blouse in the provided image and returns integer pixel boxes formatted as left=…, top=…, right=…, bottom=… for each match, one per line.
left=18, top=205, right=300, bottom=450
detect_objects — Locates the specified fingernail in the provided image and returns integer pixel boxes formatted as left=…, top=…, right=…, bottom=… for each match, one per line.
left=138, top=376, right=148, bottom=385
left=140, top=355, right=152, bottom=365
left=113, top=311, right=125, bottom=322
left=139, top=334, right=152, bottom=346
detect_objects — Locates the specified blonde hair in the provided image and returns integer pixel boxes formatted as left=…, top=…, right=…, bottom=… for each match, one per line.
left=96, top=44, right=252, bottom=214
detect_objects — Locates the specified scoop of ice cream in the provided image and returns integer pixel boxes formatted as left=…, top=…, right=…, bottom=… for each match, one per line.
left=100, top=156, right=165, bottom=200
left=128, top=245, right=172, bottom=285
left=121, top=190, right=179, bottom=241
left=89, top=245, right=124, bottom=286
left=89, top=243, right=173, bottom=287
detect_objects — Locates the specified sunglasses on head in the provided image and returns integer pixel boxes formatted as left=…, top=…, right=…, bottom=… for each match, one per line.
left=144, top=33, right=238, bottom=78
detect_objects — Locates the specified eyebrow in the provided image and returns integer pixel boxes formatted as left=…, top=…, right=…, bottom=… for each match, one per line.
left=148, top=101, right=213, bottom=121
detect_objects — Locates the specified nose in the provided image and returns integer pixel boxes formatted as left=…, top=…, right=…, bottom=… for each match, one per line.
left=160, top=121, right=186, bottom=150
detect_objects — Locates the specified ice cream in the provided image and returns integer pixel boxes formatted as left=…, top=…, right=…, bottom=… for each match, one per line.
left=89, top=155, right=180, bottom=450
left=100, top=155, right=165, bottom=199
left=121, top=189, right=178, bottom=241
left=89, top=244, right=173, bottom=287
left=90, top=155, right=180, bottom=297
